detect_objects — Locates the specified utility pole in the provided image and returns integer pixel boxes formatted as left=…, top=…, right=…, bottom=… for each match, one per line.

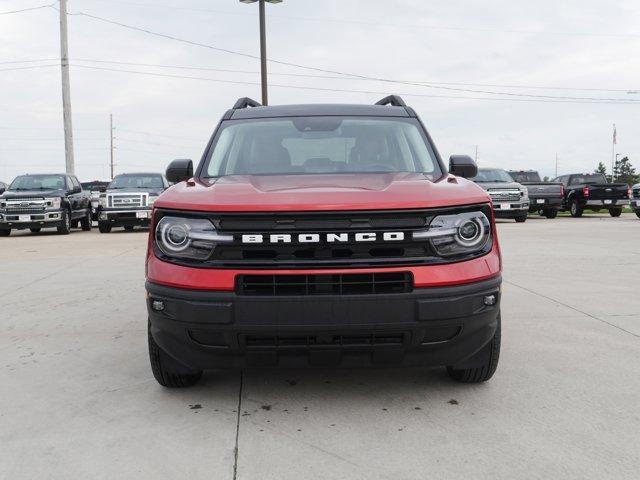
left=240, top=0, right=282, bottom=105
left=109, top=114, right=115, bottom=179
left=555, top=153, right=558, bottom=177
left=474, top=145, right=478, bottom=163
left=59, top=0, right=75, bottom=174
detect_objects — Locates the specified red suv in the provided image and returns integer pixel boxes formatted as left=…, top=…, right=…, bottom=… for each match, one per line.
left=146, top=96, right=502, bottom=387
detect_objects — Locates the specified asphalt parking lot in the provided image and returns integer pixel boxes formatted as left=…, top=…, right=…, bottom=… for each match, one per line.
left=1, top=215, right=639, bottom=480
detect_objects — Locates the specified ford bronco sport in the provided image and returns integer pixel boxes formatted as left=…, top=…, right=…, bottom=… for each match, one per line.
left=146, top=96, right=502, bottom=387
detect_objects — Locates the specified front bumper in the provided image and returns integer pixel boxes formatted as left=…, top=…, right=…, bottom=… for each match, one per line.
left=492, top=201, right=529, bottom=218
left=631, top=199, right=640, bottom=211
left=0, top=210, right=64, bottom=229
left=146, top=275, right=502, bottom=370
left=99, top=208, right=152, bottom=227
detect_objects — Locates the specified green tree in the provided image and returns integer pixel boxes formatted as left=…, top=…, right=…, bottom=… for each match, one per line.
left=613, top=157, right=638, bottom=185
left=595, top=162, right=607, bottom=175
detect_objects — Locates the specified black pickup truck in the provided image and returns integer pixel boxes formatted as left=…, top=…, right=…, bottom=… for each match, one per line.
left=507, top=170, right=563, bottom=219
left=0, top=173, right=92, bottom=236
left=552, top=173, right=630, bottom=217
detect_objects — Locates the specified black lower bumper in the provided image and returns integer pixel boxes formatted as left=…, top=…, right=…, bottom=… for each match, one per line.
left=528, top=197, right=562, bottom=212
left=99, top=210, right=151, bottom=227
left=146, top=276, right=502, bottom=370
left=494, top=209, right=528, bottom=219
left=0, top=219, right=63, bottom=230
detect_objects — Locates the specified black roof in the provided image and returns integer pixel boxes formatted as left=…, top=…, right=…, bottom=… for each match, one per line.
left=228, top=103, right=413, bottom=120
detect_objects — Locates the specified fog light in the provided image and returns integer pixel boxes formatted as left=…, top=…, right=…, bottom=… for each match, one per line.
left=483, top=295, right=496, bottom=306
left=151, top=300, right=165, bottom=311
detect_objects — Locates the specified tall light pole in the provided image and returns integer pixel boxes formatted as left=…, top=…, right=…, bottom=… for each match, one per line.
left=110, top=114, right=115, bottom=179
left=240, top=0, right=282, bottom=105
left=59, top=0, right=75, bottom=174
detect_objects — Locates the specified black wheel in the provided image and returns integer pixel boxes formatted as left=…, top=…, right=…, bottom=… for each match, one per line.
left=636, top=211, right=640, bottom=219
left=514, top=214, right=527, bottom=223
left=543, top=208, right=558, bottom=219
left=447, top=313, right=501, bottom=383
left=30, top=228, right=41, bottom=233
left=608, top=208, right=622, bottom=217
left=0, top=229, right=10, bottom=237
left=124, top=225, right=135, bottom=231
left=148, top=321, right=202, bottom=388
left=98, top=222, right=112, bottom=233
left=569, top=199, right=583, bottom=217
left=57, top=209, right=71, bottom=234
left=80, top=209, right=92, bottom=231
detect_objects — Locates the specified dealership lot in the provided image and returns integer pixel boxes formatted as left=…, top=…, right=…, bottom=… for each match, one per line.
left=1, top=216, right=639, bottom=480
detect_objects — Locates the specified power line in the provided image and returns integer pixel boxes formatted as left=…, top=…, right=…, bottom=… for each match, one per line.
left=71, top=64, right=640, bottom=105
left=0, top=64, right=59, bottom=72
left=69, top=11, right=640, bottom=103
left=84, top=0, right=640, bottom=39
left=70, top=59, right=640, bottom=94
left=0, top=3, right=55, bottom=15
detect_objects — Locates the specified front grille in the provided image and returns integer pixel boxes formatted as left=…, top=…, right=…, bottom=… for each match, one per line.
left=154, top=205, right=493, bottom=268
left=488, top=190, right=521, bottom=202
left=237, top=272, right=413, bottom=296
left=633, top=189, right=640, bottom=199
left=241, top=332, right=408, bottom=349
left=107, top=193, right=146, bottom=208
left=5, top=207, right=45, bottom=214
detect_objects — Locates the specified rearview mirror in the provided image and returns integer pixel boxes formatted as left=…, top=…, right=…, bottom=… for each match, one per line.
left=449, top=155, right=477, bottom=178
left=166, top=159, right=194, bottom=184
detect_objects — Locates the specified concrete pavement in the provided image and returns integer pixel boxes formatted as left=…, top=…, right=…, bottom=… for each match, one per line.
left=1, top=215, right=639, bottom=479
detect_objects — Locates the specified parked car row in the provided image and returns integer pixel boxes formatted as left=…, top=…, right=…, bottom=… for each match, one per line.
left=467, top=168, right=634, bottom=222
left=0, top=172, right=169, bottom=236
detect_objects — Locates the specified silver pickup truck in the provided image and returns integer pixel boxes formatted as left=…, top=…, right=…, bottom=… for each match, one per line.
left=469, top=168, right=529, bottom=222
left=631, top=183, right=640, bottom=219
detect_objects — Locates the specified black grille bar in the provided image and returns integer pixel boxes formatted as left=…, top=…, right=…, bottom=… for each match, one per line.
left=237, top=272, right=413, bottom=296
left=242, top=332, right=408, bottom=349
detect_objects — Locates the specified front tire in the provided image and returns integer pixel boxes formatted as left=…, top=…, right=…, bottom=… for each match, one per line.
left=57, top=209, right=71, bottom=235
left=569, top=199, right=583, bottom=217
left=124, top=225, right=135, bottom=231
left=80, top=209, right=92, bottom=231
left=0, top=229, right=10, bottom=237
left=98, top=222, right=112, bottom=233
left=30, top=228, right=41, bottom=233
left=148, top=321, right=202, bottom=388
left=447, top=313, right=501, bottom=383
left=515, top=214, right=527, bottom=223
left=543, top=208, right=558, bottom=219
left=636, top=211, right=640, bottom=219
left=609, top=208, right=622, bottom=217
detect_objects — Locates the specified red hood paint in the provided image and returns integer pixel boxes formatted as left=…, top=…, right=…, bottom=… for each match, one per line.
left=154, top=173, right=490, bottom=212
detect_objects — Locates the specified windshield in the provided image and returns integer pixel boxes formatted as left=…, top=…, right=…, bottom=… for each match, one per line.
left=470, top=169, right=514, bottom=183
left=508, top=171, right=540, bottom=183
left=202, top=117, right=442, bottom=179
left=9, top=174, right=67, bottom=191
left=109, top=175, right=164, bottom=189
left=570, top=174, right=607, bottom=185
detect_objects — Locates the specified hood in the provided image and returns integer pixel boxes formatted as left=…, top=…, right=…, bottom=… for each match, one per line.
left=154, top=173, right=490, bottom=212
left=1, top=189, right=65, bottom=199
left=474, top=181, right=525, bottom=191
left=106, top=187, right=165, bottom=195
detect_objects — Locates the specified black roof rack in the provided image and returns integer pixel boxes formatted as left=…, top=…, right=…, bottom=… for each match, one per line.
left=375, top=95, right=407, bottom=107
left=232, top=97, right=262, bottom=109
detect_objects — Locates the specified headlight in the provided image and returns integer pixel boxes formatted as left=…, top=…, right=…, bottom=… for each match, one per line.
left=155, top=216, right=233, bottom=260
left=44, top=197, right=61, bottom=209
left=99, top=194, right=107, bottom=208
left=413, top=211, right=491, bottom=257
left=148, top=194, right=158, bottom=205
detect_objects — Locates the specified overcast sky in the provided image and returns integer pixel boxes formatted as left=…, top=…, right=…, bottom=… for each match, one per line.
left=1, top=0, right=639, bottom=182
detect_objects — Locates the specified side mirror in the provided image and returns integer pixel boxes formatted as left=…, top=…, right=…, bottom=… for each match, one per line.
left=0, top=186, right=5, bottom=195
left=449, top=155, right=477, bottom=178
left=71, top=186, right=82, bottom=194
left=166, top=159, right=193, bottom=184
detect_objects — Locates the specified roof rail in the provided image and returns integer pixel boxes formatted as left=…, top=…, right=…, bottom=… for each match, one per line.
left=375, top=95, right=407, bottom=107
left=232, top=97, right=262, bottom=109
